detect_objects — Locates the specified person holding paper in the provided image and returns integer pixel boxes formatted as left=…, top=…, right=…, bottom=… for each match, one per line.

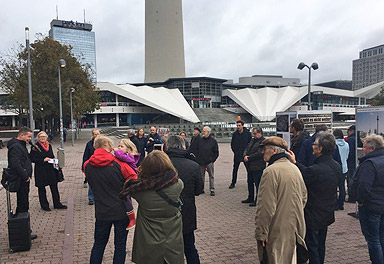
left=30, top=131, right=67, bottom=211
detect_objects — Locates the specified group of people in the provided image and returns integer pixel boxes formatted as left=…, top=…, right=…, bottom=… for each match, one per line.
left=81, top=127, right=208, bottom=263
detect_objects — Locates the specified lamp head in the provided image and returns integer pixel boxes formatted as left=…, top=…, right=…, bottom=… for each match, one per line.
left=311, top=62, right=319, bottom=70
left=25, top=27, right=30, bottom=40
left=297, top=62, right=306, bottom=70
left=70, top=88, right=76, bottom=93
left=59, top=59, right=66, bottom=68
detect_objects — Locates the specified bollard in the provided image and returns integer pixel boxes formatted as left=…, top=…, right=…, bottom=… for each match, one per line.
left=57, top=148, right=65, bottom=168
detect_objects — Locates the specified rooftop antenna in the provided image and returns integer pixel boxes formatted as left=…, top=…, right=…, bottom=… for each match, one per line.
left=84, top=9, right=86, bottom=23
left=56, top=5, right=58, bottom=20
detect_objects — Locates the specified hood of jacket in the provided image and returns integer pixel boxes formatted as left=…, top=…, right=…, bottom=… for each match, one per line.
left=359, top=148, right=384, bottom=163
left=7, top=138, right=26, bottom=150
left=166, top=148, right=188, bottom=159
left=89, top=148, right=115, bottom=167
left=336, top=138, right=347, bottom=147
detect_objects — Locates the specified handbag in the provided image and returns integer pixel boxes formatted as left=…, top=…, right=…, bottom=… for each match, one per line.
left=54, top=168, right=64, bottom=182
left=1, top=168, right=21, bottom=192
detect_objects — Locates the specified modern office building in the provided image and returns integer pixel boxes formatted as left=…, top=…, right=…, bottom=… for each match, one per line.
left=145, top=0, right=186, bottom=82
left=49, top=19, right=97, bottom=82
left=353, top=44, right=384, bottom=90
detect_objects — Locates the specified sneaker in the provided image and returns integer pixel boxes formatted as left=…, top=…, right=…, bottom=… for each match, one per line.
left=83, top=183, right=88, bottom=188
left=42, top=207, right=51, bottom=212
left=126, top=211, right=136, bottom=230
left=249, top=202, right=257, bottom=207
left=241, top=198, right=253, bottom=203
left=88, top=200, right=94, bottom=205
left=30, top=234, right=38, bottom=240
left=210, top=191, right=215, bottom=196
left=54, top=204, right=68, bottom=209
left=229, top=183, right=235, bottom=189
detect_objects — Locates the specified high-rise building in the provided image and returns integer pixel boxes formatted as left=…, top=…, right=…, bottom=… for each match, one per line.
left=49, top=19, right=97, bottom=82
left=145, top=0, right=186, bottom=83
left=352, top=44, right=384, bottom=90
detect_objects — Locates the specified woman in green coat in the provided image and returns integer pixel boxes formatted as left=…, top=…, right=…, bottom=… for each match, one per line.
left=122, top=150, right=184, bottom=264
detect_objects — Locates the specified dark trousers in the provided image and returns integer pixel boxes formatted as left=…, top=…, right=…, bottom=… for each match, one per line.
left=346, top=167, right=355, bottom=195
left=231, top=157, right=249, bottom=185
left=337, top=173, right=347, bottom=209
left=183, top=231, right=200, bottom=264
left=250, top=170, right=263, bottom=202
left=38, top=183, right=61, bottom=209
left=305, top=227, right=328, bottom=264
left=359, top=206, right=384, bottom=264
left=16, top=180, right=30, bottom=214
left=90, top=218, right=129, bottom=264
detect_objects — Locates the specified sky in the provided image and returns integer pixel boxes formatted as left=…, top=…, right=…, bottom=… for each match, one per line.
left=1, top=0, right=384, bottom=85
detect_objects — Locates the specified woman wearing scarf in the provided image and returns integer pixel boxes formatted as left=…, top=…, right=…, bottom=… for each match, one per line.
left=121, top=150, right=184, bottom=264
left=30, top=131, right=67, bottom=211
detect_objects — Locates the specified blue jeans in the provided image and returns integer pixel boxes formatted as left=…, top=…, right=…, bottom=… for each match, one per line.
left=305, top=227, right=328, bottom=264
left=183, top=231, right=200, bottom=264
left=359, top=206, right=384, bottom=264
left=90, top=218, right=129, bottom=264
left=88, top=186, right=94, bottom=201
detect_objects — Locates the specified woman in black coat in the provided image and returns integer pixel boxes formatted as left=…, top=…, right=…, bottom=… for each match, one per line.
left=30, top=131, right=66, bottom=211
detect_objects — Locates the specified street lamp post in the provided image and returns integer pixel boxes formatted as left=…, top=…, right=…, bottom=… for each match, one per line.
left=25, top=27, right=35, bottom=139
left=58, top=59, right=66, bottom=149
left=297, top=62, right=319, bottom=110
left=70, top=88, right=75, bottom=146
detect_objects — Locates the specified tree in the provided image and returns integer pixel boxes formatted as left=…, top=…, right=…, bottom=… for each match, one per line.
left=0, top=36, right=99, bottom=130
left=369, top=87, right=384, bottom=106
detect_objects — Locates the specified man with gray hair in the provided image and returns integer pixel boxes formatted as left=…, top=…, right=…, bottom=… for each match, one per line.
left=127, top=129, right=140, bottom=151
left=192, top=126, right=219, bottom=196
left=166, top=135, right=204, bottom=263
left=289, top=131, right=342, bottom=264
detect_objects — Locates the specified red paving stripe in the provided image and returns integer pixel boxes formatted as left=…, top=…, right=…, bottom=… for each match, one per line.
left=62, top=197, right=74, bottom=264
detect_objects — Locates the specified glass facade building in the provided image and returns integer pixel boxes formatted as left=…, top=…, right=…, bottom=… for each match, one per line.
left=49, top=20, right=97, bottom=82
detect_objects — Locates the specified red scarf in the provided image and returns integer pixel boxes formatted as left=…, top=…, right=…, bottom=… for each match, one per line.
left=38, top=141, right=50, bottom=152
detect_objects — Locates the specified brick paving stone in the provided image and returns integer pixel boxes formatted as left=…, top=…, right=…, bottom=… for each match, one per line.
left=0, top=129, right=371, bottom=263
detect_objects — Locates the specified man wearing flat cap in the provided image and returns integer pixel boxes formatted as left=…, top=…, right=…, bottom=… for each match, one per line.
left=255, top=137, right=308, bottom=264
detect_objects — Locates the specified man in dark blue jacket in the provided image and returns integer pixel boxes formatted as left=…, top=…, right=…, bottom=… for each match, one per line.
left=229, top=120, right=251, bottom=189
left=349, top=134, right=384, bottom=264
left=82, top=128, right=100, bottom=205
left=298, top=124, right=341, bottom=166
left=145, top=126, right=162, bottom=153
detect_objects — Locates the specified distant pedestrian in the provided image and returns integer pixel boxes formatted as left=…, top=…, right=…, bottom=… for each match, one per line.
left=346, top=125, right=356, bottom=202
left=127, top=129, right=140, bottom=152
left=167, top=135, right=204, bottom=264
left=30, top=131, right=67, bottom=211
left=229, top=120, right=251, bottom=189
left=290, top=118, right=309, bottom=157
left=289, top=132, right=342, bottom=264
left=145, top=126, right=162, bottom=153
left=122, top=151, right=184, bottom=264
left=63, top=127, right=67, bottom=142
left=179, top=131, right=190, bottom=149
left=82, top=128, right=100, bottom=205
left=84, top=136, right=137, bottom=264
left=333, top=129, right=349, bottom=210
left=349, top=134, right=384, bottom=264
left=194, top=126, right=219, bottom=196
left=243, top=127, right=266, bottom=207
left=255, top=137, right=307, bottom=264
left=136, top=128, right=146, bottom=165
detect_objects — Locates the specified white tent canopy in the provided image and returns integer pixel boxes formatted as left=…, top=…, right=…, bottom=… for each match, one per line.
left=96, top=82, right=200, bottom=123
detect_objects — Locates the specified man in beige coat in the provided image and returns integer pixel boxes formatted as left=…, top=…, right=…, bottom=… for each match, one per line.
left=255, top=137, right=308, bottom=264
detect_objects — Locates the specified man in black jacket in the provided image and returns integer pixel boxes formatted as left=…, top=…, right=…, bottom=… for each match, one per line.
left=289, top=132, right=342, bottom=264
left=229, top=120, right=251, bottom=189
left=346, top=125, right=356, bottom=201
left=243, top=127, right=266, bottom=206
left=194, top=126, right=219, bottom=196
left=82, top=128, right=100, bottom=205
left=127, top=129, right=140, bottom=151
left=290, top=118, right=309, bottom=157
left=166, top=135, right=204, bottom=264
left=7, top=127, right=37, bottom=240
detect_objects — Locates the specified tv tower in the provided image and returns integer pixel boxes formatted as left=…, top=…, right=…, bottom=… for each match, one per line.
left=145, top=0, right=186, bottom=82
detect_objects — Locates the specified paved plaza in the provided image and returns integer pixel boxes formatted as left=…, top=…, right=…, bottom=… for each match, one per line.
left=0, top=129, right=371, bottom=263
